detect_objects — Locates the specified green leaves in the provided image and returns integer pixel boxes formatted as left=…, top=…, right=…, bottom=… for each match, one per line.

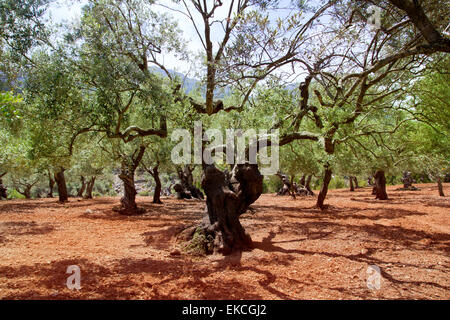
left=0, top=0, right=51, bottom=58
left=0, top=91, right=22, bottom=121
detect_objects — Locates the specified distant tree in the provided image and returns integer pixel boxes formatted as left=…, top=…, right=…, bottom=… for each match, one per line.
left=140, top=137, right=174, bottom=204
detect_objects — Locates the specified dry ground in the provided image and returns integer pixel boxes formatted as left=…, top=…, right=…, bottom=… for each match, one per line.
left=0, top=183, right=449, bottom=300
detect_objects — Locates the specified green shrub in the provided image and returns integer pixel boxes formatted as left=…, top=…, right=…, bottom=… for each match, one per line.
left=263, top=176, right=282, bottom=194
left=329, top=176, right=346, bottom=189
left=92, top=191, right=101, bottom=198
left=107, top=190, right=118, bottom=197
left=138, top=190, right=150, bottom=196
left=7, top=189, right=26, bottom=199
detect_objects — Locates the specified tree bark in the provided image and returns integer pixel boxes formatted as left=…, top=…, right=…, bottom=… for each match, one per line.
left=199, top=163, right=263, bottom=254
left=83, top=177, right=96, bottom=199
left=149, top=165, right=162, bottom=204
left=23, top=186, right=32, bottom=199
left=401, top=171, right=415, bottom=189
left=387, top=0, right=450, bottom=51
left=54, top=168, right=68, bottom=203
left=276, top=172, right=292, bottom=196
left=0, top=175, right=7, bottom=199
left=118, top=146, right=146, bottom=214
left=316, top=166, right=332, bottom=210
left=180, top=163, right=263, bottom=255
left=120, top=171, right=137, bottom=212
left=374, top=170, right=388, bottom=200
left=17, top=186, right=32, bottom=199
left=353, top=176, right=359, bottom=188
left=77, top=176, right=86, bottom=198
left=305, top=174, right=314, bottom=195
left=437, top=177, right=445, bottom=197
left=349, top=176, right=355, bottom=192
left=372, top=186, right=377, bottom=195
left=47, top=171, right=55, bottom=198
left=175, top=165, right=204, bottom=200
left=174, top=184, right=193, bottom=199
left=299, top=174, right=306, bottom=187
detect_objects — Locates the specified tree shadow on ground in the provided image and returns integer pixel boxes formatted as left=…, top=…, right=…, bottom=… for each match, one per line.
left=78, top=200, right=204, bottom=223
left=139, top=224, right=196, bottom=250
left=0, top=221, right=55, bottom=235
left=254, top=203, right=427, bottom=221
left=252, top=230, right=450, bottom=295
left=0, top=221, right=56, bottom=246
left=0, top=198, right=115, bottom=215
left=0, top=256, right=264, bottom=300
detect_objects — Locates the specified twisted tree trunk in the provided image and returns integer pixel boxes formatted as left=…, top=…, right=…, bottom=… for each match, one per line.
left=17, top=185, right=32, bottom=199
left=174, top=165, right=204, bottom=200
left=305, top=174, right=314, bottom=195
left=120, top=172, right=137, bottom=212
left=401, top=171, right=417, bottom=190
left=349, top=176, right=355, bottom=192
left=203, top=164, right=263, bottom=254
left=299, top=175, right=306, bottom=187
left=77, top=176, right=86, bottom=198
left=0, top=173, right=7, bottom=199
left=353, top=176, right=359, bottom=189
left=47, top=171, right=55, bottom=198
left=117, top=146, right=146, bottom=215
left=276, top=172, right=292, bottom=196
left=181, top=163, right=263, bottom=255
left=144, top=164, right=162, bottom=204
left=83, top=177, right=96, bottom=199
left=316, top=165, right=332, bottom=210
left=152, top=167, right=162, bottom=204
left=437, top=177, right=445, bottom=197
left=374, top=170, right=388, bottom=200
left=54, top=168, right=68, bottom=203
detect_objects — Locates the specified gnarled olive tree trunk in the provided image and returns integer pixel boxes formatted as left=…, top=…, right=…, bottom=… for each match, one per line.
left=174, top=165, right=204, bottom=200
left=305, top=174, right=314, bottom=195
left=437, top=177, right=445, bottom=197
left=181, top=163, right=263, bottom=255
left=353, top=176, right=359, bottom=189
left=83, top=177, right=96, bottom=199
left=316, top=138, right=335, bottom=210
left=152, top=167, right=162, bottom=204
left=316, top=165, right=332, bottom=210
left=118, top=146, right=146, bottom=215
left=374, top=170, right=388, bottom=200
left=401, top=171, right=417, bottom=190
left=77, top=176, right=86, bottom=197
left=144, top=164, right=162, bottom=204
left=203, top=163, right=263, bottom=254
left=17, top=185, right=32, bottom=199
left=47, top=170, right=55, bottom=198
left=299, top=175, right=306, bottom=187
left=349, top=176, right=355, bottom=192
left=0, top=173, right=7, bottom=200
left=54, top=168, right=68, bottom=202
left=276, top=172, right=292, bottom=196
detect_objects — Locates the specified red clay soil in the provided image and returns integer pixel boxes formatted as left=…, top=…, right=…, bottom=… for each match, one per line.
left=0, top=183, right=448, bottom=300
